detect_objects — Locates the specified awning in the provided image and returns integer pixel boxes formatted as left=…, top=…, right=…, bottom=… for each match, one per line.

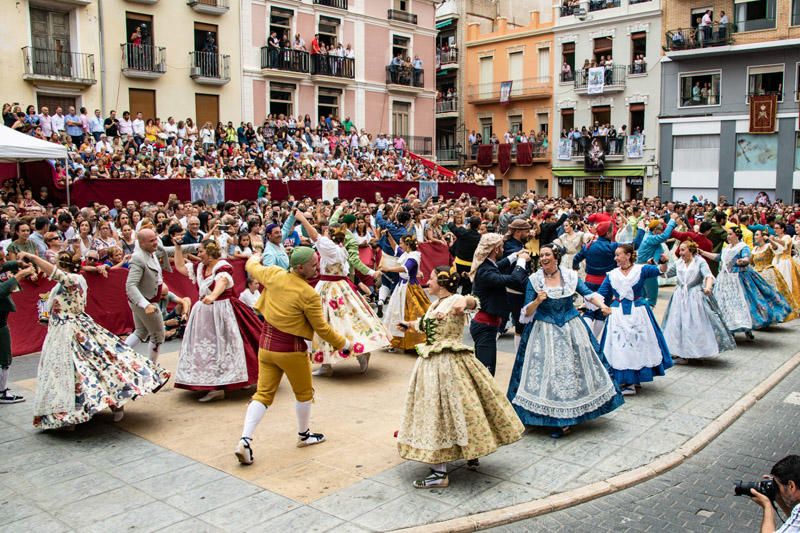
left=436, top=19, right=454, bottom=29
left=551, top=166, right=646, bottom=177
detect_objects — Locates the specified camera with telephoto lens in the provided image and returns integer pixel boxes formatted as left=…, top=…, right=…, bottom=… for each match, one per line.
left=734, top=479, right=778, bottom=500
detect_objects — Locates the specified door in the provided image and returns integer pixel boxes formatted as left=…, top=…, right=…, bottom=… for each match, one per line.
left=36, top=94, right=76, bottom=116
left=392, top=101, right=410, bottom=138
left=537, top=47, right=550, bottom=80
left=30, top=8, right=71, bottom=77
left=195, top=94, right=219, bottom=130
left=129, top=88, right=156, bottom=121
left=479, top=57, right=493, bottom=98
left=585, top=179, right=614, bottom=198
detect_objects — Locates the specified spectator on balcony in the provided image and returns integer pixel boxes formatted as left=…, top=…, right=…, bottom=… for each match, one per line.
left=719, top=11, right=729, bottom=40
left=293, top=33, right=305, bottom=52
left=37, top=106, right=52, bottom=138
left=268, top=31, right=280, bottom=68
left=65, top=106, right=83, bottom=147
left=604, top=55, right=614, bottom=84
left=608, top=125, right=618, bottom=154
left=692, top=81, right=702, bottom=105
left=132, top=111, right=145, bottom=146
left=88, top=109, right=103, bottom=142
left=393, top=135, right=406, bottom=157
left=561, top=61, right=573, bottom=82
left=389, top=52, right=403, bottom=83
left=104, top=110, right=119, bottom=139
left=413, top=55, right=423, bottom=86
left=633, top=54, right=645, bottom=74
left=701, top=10, right=712, bottom=43
left=345, top=43, right=354, bottom=60
left=201, top=32, right=219, bottom=77
left=51, top=106, right=65, bottom=136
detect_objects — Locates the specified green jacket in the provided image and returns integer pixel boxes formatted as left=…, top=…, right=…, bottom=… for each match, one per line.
left=331, top=208, right=373, bottom=276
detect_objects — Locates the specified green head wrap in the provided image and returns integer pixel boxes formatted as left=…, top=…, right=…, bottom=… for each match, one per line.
left=290, top=246, right=315, bottom=268
left=342, top=214, right=357, bottom=225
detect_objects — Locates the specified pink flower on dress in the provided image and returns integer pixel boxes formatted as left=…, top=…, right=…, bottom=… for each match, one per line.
left=328, top=300, right=339, bottom=310
left=353, top=343, right=364, bottom=354
left=312, top=352, right=324, bottom=363
left=339, top=349, right=350, bottom=358
left=337, top=297, right=345, bottom=305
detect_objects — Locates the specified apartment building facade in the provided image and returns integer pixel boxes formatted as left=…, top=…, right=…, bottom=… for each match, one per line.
left=239, top=0, right=437, bottom=154
left=463, top=12, right=555, bottom=197
left=659, top=0, right=800, bottom=203
left=551, top=0, right=662, bottom=200
left=3, top=0, right=242, bottom=126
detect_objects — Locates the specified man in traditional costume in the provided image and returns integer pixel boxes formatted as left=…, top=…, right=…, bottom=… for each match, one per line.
left=235, top=247, right=352, bottom=465
left=0, top=254, right=35, bottom=403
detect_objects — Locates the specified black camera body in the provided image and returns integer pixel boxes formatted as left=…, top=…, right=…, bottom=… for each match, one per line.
left=734, top=479, right=778, bottom=500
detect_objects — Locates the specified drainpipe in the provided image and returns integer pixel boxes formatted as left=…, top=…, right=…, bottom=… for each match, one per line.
left=97, top=0, right=107, bottom=114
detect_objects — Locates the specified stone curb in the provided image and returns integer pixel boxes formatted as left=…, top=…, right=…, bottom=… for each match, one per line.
left=396, top=351, right=800, bottom=533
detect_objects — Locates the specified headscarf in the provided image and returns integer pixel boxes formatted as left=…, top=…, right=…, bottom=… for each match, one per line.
left=469, top=233, right=504, bottom=281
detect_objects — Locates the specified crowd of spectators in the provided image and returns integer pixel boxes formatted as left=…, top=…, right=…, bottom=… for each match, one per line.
left=2, top=102, right=496, bottom=185
left=560, top=123, right=641, bottom=155
left=467, top=128, right=550, bottom=159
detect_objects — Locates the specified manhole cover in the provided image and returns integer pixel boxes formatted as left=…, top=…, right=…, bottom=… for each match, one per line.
left=784, top=392, right=800, bottom=406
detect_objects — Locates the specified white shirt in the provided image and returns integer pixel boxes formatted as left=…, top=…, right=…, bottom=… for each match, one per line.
left=132, top=118, right=145, bottom=136
left=118, top=118, right=133, bottom=136
left=239, top=288, right=260, bottom=308
left=51, top=113, right=65, bottom=132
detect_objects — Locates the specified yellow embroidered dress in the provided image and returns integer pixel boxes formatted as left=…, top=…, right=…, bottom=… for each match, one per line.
left=397, top=295, right=524, bottom=464
left=751, top=245, right=799, bottom=321
left=773, top=235, right=800, bottom=305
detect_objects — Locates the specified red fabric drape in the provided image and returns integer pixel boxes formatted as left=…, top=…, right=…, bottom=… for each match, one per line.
left=407, top=151, right=456, bottom=178
left=70, top=179, right=495, bottom=207
left=418, top=241, right=452, bottom=285
left=498, top=144, right=512, bottom=174
left=477, top=145, right=494, bottom=167
left=516, top=142, right=533, bottom=166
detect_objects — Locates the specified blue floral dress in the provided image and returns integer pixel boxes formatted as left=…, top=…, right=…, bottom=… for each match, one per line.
left=507, top=269, right=624, bottom=428
left=33, top=268, right=170, bottom=429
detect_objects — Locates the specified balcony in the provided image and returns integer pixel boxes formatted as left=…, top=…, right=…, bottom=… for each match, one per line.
left=467, top=143, right=551, bottom=164
left=735, top=18, right=776, bottom=32
left=436, top=47, right=458, bottom=69
left=310, top=55, right=355, bottom=84
left=467, top=76, right=551, bottom=103
left=314, top=0, right=348, bottom=9
left=665, top=24, right=734, bottom=51
left=22, top=47, right=96, bottom=87
left=629, top=62, right=647, bottom=76
left=399, top=135, right=432, bottom=155
left=385, top=65, right=424, bottom=94
left=574, top=65, right=626, bottom=94
left=566, top=135, right=635, bottom=160
left=260, top=48, right=310, bottom=79
left=187, top=0, right=229, bottom=15
left=435, top=98, right=458, bottom=117
left=561, top=71, right=575, bottom=83
left=747, top=90, right=783, bottom=102
left=436, top=148, right=460, bottom=163
left=60, top=0, right=92, bottom=5
left=189, top=51, right=230, bottom=85
left=388, top=9, right=418, bottom=25
left=559, top=4, right=580, bottom=17
left=588, top=0, right=621, bottom=12
left=121, top=44, right=166, bottom=78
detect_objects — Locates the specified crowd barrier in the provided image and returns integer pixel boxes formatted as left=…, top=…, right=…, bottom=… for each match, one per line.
left=9, top=242, right=452, bottom=356
left=70, top=179, right=495, bottom=207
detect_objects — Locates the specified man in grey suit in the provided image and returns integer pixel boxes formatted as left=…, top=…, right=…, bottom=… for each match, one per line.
left=124, top=229, right=172, bottom=363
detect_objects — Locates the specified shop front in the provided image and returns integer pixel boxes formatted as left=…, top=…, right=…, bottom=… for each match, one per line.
left=552, top=166, right=646, bottom=199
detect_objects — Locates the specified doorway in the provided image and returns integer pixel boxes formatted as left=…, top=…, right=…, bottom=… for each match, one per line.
left=584, top=179, right=614, bottom=198
left=195, top=94, right=219, bottom=129
left=129, top=88, right=156, bottom=121
left=30, top=7, right=71, bottom=77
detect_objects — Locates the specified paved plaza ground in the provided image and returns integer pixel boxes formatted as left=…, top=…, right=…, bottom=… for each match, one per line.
left=1, top=287, right=799, bottom=532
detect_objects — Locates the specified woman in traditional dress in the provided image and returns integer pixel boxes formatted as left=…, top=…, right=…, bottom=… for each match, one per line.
left=293, top=211, right=390, bottom=377
left=172, top=239, right=261, bottom=402
left=396, top=267, right=524, bottom=489
left=770, top=222, right=800, bottom=302
left=553, top=218, right=587, bottom=274
left=19, top=250, right=169, bottom=429
left=381, top=235, right=431, bottom=351
left=507, top=244, right=623, bottom=438
left=597, top=244, right=673, bottom=396
left=751, top=230, right=799, bottom=320
left=660, top=240, right=736, bottom=364
left=699, top=227, right=792, bottom=339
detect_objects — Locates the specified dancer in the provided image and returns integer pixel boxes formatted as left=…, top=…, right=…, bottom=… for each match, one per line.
left=700, top=227, right=792, bottom=338
left=751, top=230, right=799, bottom=320
left=770, top=222, right=800, bottom=300
left=502, top=218, right=533, bottom=349
left=635, top=214, right=678, bottom=307
left=469, top=233, right=530, bottom=375
left=396, top=267, right=524, bottom=488
left=172, top=239, right=261, bottom=401
left=507, top=244, right=623, bottom=438
left=0, top=253, right=36, bottom=403
left=597, top=244, right=673, bottom=396
left=293, top=211, right=390, bottom=376
left=19, top=250, right=169, bottom=429
left=235, top=247, right=351, bottom=465
left=381, top=235, right=431, bottom=351
left=660, top=241, right=736, bottom=364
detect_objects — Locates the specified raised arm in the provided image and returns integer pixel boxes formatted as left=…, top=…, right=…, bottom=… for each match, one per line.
left=171, top=239, right=190, bottom=277
left=294, top=211, right=319, bottom=243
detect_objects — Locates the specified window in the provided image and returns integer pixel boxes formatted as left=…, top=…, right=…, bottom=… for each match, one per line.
left=392, top=101, right=410, bottom=137
left=793, top=0, right=800, bottom=25
left=735, top=0, right=776, bottom=32
left=537, top=112, right=549, bottom=134
left=509, top=114, right=523, bottom=134
left=394, top=0, right=409, bottom=11
left=629, top=103, right=645, bottom=135
left=593, top=37, right=612, bottom=64
left=270, top=83, right=294, bottom=117
left=318, top=88, right=341, bottom=121
left=561, top=42, right=575, bottom=81
left=508, top=52, right=523, bottom=96
left=748, top=65, right=784, bottom=101
left=392, top=35, right=410, bottom=60
left=538, top=47, right=550, bottom=80
left=126, top=12, right=154, bottom=43
left=479, top=56, right=493, bottom=98
left=561, top=108, right=574, bottom=132
left=509, top=180, right=528, bottom=197
left=673, top=135, right=719, bottom=171
left=735, top=133, right=778, bottom=171
left=318, top=16, right=340, bottom=48
left=479, top=117, right=492, bottom=141
left=679, top=71, right=721, bottom=107
left=795, top=133, right=800, bottom=172
left=630, top=32, right=646, bottom=73
left=194, top=22, right=217, bottom=53
left=690, top=8, right=711, bottom=28
left=270, top=7, right=293, bottom=43
left=592, top=105, right=610, bottom=126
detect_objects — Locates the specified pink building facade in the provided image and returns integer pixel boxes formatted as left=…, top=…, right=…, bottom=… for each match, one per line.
left=240, top=0, right=437, bottom=153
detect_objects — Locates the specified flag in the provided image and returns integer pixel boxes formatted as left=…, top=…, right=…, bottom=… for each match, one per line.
left=749, top=94, right=777, bottom=133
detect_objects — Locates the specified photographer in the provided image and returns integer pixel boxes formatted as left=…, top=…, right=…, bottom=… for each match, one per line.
left=750, top=455, right=800, bottom=532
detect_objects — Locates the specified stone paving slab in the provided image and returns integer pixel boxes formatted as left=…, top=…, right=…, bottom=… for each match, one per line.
left=2, top=288, right=800, bottom=531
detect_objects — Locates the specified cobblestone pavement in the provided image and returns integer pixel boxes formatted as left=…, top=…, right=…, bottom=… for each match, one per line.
left=2, top=298, right=800, bottom=531
left=486, top=352, right=800, bottom=533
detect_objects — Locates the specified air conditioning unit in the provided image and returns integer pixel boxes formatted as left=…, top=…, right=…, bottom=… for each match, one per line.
left=190, top=66, right=202, bottom=77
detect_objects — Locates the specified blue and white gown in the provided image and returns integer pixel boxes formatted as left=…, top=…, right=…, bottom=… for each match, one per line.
left=506, top=269, right=624, bottom=428
left=598, top=264, right=673, bottom=386
left=661, top=256, right=736, bottom=359
left=713, top=242, right=792, bottom=332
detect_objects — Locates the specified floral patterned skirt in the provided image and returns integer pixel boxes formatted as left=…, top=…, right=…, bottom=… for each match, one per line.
left=756, top=267, right=799, bottom=322
left=311, top=280, right=391, bottom=365
left=33, top=314, right=170, bottom=430
left=398, top=349, right=524, bottom=464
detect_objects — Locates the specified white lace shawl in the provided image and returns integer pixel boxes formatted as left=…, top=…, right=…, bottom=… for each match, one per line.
left=191, top=260, right=234, bottom=297
left=607, top=264, right=643, bottom=301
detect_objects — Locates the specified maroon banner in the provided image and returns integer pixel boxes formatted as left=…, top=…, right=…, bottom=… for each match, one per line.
left=477, top=145, right=494, bottom=167
left=418, top=241, right=452, bottom=285
left=407, top=151, right=456, bottom=178
left=498, top=143, right=512, bottom=174
left=749, top=94, right=777, bottom=133
left=70, top=178, right=494, bottom=206
left=516, top=142, right=533, bottom=166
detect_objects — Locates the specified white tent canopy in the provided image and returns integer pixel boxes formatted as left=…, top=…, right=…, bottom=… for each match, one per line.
left=0, top=124, right=68, bottom=162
